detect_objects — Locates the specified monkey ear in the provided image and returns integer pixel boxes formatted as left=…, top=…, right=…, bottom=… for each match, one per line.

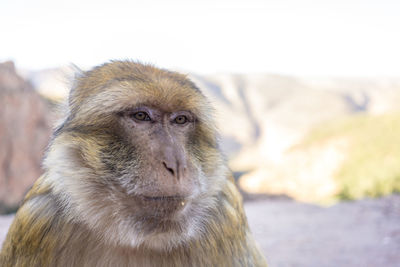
left=68, top=63, right=85, bottom=108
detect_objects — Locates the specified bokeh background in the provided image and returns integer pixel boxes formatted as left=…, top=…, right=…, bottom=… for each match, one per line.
left=1, top=0, right=400, bottom=266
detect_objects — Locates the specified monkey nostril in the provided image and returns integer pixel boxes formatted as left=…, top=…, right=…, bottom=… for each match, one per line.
left=163, top=162, right=175, bottom=176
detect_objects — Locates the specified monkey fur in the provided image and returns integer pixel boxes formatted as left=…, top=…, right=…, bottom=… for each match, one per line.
left=0, top=61, right=267, bottom=266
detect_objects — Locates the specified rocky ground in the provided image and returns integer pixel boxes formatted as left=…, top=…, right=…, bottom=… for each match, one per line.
left=246, top=195, right=400, bottom=267
left=0, top=214, right=13, bottom=248
left=1, top=195, right=399, bottom=267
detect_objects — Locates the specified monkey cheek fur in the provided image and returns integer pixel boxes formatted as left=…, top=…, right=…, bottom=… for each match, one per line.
left=43, top=142, right=212, bottom=251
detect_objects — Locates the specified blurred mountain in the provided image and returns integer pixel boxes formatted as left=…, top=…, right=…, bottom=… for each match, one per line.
left=190, top=74, right=400, bottom=162
left=2, top=62, right=400, bottom=206
left=0, top=62, right=53, bottom=213
left=22, top=66, right=75, bottom=101
left=190, top=74, right=400, bottom=202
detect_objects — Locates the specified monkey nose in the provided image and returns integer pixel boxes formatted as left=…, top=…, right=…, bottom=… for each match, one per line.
left=162, top=159, right=186, bottom=181
left=163, top=161, right=176, bottom=177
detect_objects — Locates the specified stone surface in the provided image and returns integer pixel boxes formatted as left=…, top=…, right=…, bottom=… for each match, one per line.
left=246, top=195, right=400, bottom=267
left=0, top=61, right=53, bottom=213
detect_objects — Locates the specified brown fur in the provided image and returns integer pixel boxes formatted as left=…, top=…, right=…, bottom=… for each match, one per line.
left=0, top=61, right=267, bottom=266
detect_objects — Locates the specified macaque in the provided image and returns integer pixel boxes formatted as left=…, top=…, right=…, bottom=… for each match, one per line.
left=0, top=61, right=267, bottom=266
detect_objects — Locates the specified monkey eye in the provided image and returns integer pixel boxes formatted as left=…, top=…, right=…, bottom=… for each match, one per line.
left=173, top=115, right=188, bottom=124
left=132, top=111, right=151, bottom=121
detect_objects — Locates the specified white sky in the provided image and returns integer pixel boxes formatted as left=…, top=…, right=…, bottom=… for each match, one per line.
left=0, top=0, right=399, bottom=76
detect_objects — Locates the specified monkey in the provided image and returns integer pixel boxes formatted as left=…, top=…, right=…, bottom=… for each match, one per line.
left=0, top=61, right=267, bottom=267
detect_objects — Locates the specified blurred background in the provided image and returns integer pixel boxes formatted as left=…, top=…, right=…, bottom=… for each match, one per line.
left=1, top=0, right=400, bottom=266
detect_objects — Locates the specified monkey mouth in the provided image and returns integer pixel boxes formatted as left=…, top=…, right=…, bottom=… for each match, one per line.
left=142, top=195, right=186, bottom=202
left=140, top=195, right=188, bottom=207
left=134, top=194, right=189, bottom=217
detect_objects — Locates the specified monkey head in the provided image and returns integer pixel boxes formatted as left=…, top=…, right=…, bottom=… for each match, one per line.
left=44, top=61, right=228, bottom=251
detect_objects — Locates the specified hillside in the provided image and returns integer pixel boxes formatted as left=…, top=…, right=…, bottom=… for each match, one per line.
left=298, top=113, right=400, bottom=200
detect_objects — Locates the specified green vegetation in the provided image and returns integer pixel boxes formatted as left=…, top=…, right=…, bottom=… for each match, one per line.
left=300, top=113, right=400, bottom=200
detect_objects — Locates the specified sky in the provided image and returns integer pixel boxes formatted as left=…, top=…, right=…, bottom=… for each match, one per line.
left=0, top=0, right=399, bottom=76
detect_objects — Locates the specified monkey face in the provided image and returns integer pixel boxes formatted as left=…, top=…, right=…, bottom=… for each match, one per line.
left=118, top=106, right=197, bottom=199
left=103, top=106, right=201, bottom=228
left=45, top=62, right=228, bottom=251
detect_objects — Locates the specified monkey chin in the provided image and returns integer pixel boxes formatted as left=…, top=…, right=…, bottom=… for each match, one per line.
left=99, top=193, right=200, bottom=252
left=138, top=219, right=196, bottom=252
left=126, top=202, right=198, bottom=252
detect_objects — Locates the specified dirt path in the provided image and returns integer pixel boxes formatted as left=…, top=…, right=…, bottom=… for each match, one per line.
left=246, top=195, right=400, bottom=267
left=1, top=195, right=399, bottom=266
left=0, top=214, right=13, bottom=248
